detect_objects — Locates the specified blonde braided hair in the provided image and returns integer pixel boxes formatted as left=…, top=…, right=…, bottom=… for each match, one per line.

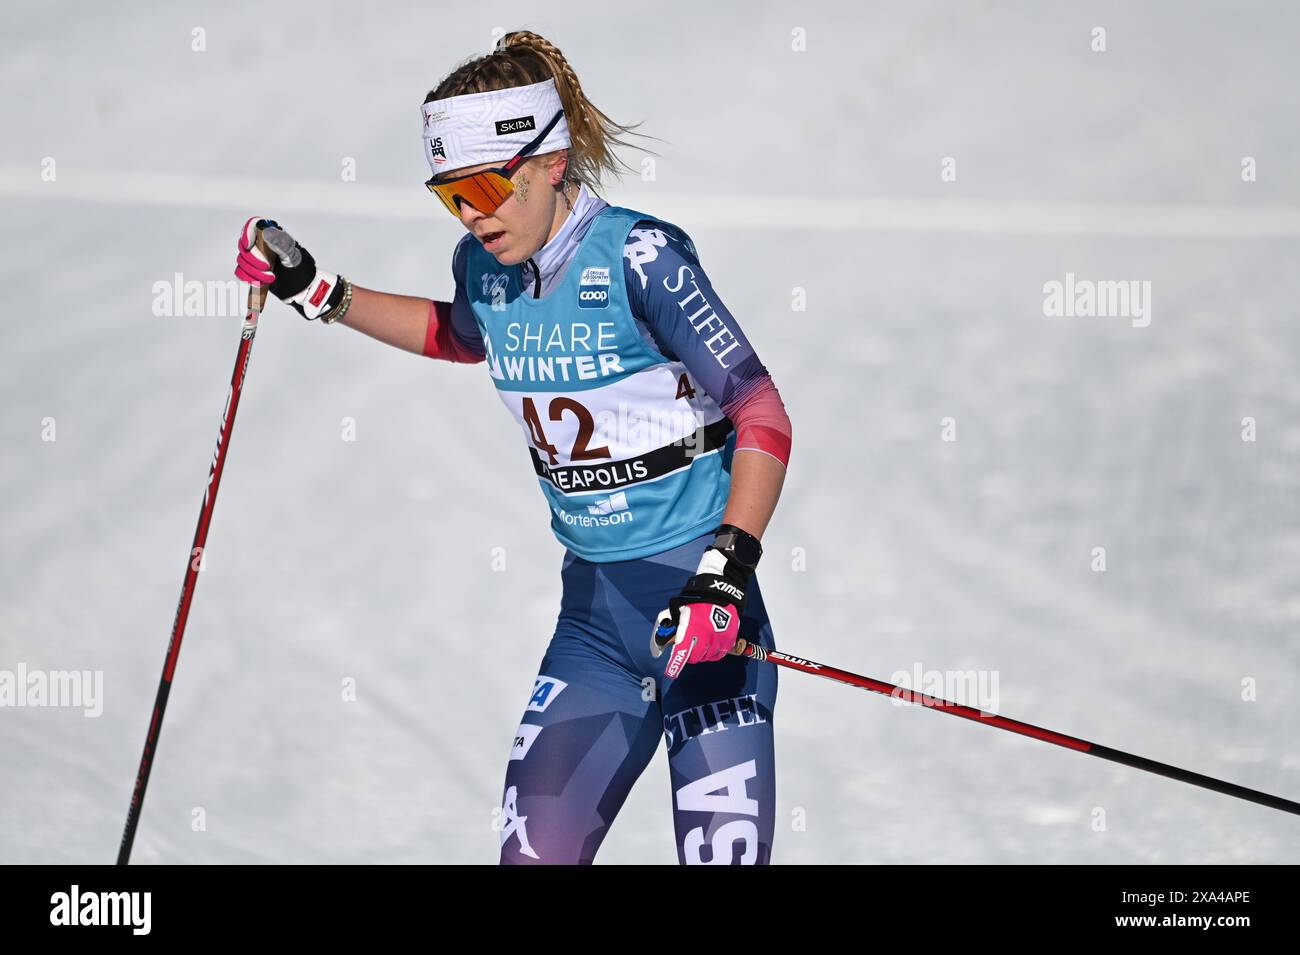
left=424, top=30, right=663, bottom=194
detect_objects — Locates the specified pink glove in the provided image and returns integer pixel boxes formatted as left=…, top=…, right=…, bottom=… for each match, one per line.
left=234, top=217, right=344, bottom=320
left=651, top=548, right=747, bottom=680
left=235, top=217, right=276, bottom=286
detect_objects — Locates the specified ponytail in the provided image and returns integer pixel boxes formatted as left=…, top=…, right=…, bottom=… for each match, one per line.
left=425, top=31, right=663, bottom=193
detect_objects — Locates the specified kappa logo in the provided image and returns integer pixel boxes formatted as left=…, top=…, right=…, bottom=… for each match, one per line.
left=711, top=605, right=732, bottom=631
left=578, top=265, right=611, bottom=310
left=624, top=227, right=670, bottom=290
left=499, top=785, right=540, bottom=859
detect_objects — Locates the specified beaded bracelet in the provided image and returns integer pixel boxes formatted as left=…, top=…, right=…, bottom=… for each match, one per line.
left=321, top=276, right=353, bottom=325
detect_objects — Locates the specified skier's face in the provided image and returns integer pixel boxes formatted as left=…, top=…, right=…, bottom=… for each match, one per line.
left=443, top=152, right=572, bottom=267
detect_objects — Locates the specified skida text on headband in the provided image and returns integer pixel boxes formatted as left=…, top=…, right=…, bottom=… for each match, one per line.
left=422, top=77, right=571, bottom=218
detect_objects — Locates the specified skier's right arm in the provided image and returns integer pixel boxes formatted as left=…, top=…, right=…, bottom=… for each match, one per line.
left=234, top=217, right=485, bottom=363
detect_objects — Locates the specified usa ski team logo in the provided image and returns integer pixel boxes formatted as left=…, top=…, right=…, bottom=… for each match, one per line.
left=577, top=266, right=610, bottom=309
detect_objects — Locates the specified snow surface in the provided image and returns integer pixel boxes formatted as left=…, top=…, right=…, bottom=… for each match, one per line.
left=1, top=1, right=1298, bottom=863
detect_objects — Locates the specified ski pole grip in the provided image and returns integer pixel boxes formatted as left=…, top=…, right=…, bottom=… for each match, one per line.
left=653, top=622, right=676, bottom=652
left=653, top=623, right=747, bottom=657
left=247, top=231, right=272, bottom=313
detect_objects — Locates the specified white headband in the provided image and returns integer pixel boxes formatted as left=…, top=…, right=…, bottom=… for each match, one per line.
left=422, top=77, right=570, bottom=177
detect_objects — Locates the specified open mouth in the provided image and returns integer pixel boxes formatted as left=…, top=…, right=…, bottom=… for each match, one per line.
left=481, top=231, right=505, bottom=246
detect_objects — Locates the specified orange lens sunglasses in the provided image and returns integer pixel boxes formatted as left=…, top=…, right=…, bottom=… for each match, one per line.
left=425, top=109, right=565, bottom=218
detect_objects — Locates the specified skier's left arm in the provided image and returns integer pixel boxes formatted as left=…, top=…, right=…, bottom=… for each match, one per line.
left=624, top=222, right=792, bottom=542
left=626, top=222, right=793, bottom=677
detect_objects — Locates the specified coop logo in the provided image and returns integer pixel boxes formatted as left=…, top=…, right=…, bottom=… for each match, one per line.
left=49, top=885, right=151, bottom=935
left=578, top=266, right=611, bottom=309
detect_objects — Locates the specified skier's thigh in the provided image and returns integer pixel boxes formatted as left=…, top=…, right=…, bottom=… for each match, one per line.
left=661, top=649, right=778, bottom=865
left=498, top=661, right=661, bottom=864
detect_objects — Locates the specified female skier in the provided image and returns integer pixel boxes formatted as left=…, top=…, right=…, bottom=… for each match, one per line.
left=234, top=31, right=793, bottom=865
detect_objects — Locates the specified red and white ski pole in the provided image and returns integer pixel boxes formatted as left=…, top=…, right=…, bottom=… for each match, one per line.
left=652, top=628, right=1300, bottom=817
left=116, top=252, right=270, bottom=865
